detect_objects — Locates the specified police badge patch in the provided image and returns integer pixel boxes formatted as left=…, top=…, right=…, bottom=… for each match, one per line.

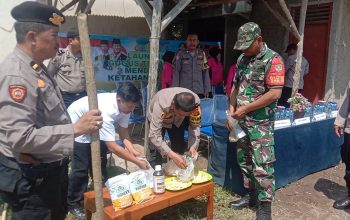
left=9, top=85, right=26, bottom=102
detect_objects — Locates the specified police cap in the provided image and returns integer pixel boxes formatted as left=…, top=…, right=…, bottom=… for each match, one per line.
left=11, top=1, right=65, bottom=27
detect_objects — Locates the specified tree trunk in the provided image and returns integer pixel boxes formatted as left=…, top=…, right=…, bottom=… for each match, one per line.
left=144, top=0, right=163, bottom=152
left=292, top=0, right=308, bottom=97
left=77, top=13, right=104, bottom=220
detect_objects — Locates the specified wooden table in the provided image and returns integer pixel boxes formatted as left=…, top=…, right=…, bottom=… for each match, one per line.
left=84, top=181, right=214, bottom=220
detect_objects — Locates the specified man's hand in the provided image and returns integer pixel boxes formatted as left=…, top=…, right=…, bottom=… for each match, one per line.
left=73, top=109, right=103, bottom=137
left=334, top=125, right=344, bottom=137
left=137, top=159, right=149, bottom=170
left=232, top=106, right=248, bottom=120
left=168, top=151, right=187, bottom=169
left=188, top=146, right=198, bottom=160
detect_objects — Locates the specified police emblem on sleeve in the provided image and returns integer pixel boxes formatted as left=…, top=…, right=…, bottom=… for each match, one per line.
left=190, top=106, right=201, bottom=127
left=9, top=85, right=26, bottom=102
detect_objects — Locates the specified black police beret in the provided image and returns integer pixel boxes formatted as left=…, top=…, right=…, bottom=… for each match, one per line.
left=11, top=1, right=65, bottom=27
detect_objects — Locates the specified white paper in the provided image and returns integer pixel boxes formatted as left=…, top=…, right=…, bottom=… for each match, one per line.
left=294, top=117, right=311, bottom=125
left=313, top=113, right=327, bottom=121
left=274, top=119, right=291, bottom=129
left=331, top=110, right=338, bottom=118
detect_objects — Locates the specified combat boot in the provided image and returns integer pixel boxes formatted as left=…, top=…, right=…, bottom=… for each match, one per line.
left=334, top=170, right=350, bottom=209
left=256, top=202, right=272, bottom=220
left=229, top=189, right=258, bottom=209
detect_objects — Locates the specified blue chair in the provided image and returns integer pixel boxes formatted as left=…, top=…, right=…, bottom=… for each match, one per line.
left=129, top=111, right=146, bottom=136
left=199, top=98, right=214, bottom=157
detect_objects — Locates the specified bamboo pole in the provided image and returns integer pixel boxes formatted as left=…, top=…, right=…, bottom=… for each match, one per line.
left=291, top=0, right=308, bottom=97
left=144, top=0, right=163, bottom=152
left=77, top=13, right=104, bottom=220
left=278, top=0, right=301, bottom=41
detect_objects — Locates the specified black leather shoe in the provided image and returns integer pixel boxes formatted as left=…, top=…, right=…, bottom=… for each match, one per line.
left=69, top=207, right=85, bottom=220
left=333, top=196, right=350, bottom=209
left=256, top=202, right=272, bottom=220
left=229, top=190, right=258, bottom=209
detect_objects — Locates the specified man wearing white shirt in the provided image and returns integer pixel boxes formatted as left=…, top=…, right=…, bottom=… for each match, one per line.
left=278, top=43, right=310, bottom=107
left=67, top=82, right=148, bottom=219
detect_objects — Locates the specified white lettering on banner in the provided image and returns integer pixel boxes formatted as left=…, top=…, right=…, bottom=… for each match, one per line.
left=294, top=117, right=311, bottom=125
left=313, top=113, right=327, bottom=121
left=331, top=111, right=338, bottom=118
left=274, top=119, right=291, bottom=129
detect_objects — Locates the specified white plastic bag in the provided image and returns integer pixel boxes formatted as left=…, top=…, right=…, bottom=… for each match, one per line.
left=137, top=157, right=154, bottom=188
left=226, top=110, right=246, bottom=142
left=177, top=155, right=195, bottom=182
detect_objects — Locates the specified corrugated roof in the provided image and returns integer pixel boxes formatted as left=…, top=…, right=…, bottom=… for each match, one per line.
left=57, top=0, right=145, bottom=18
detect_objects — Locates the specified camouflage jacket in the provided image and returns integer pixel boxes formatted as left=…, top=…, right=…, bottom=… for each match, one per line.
left=234, top=43, right=285, bottom=124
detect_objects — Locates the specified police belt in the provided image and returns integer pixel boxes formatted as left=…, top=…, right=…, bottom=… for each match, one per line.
left=19, top=157, right=68, bottom=169
left=61, top=91, right=86, bottom=97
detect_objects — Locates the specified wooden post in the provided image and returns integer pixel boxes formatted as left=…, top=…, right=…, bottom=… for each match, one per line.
left=77, top=13, right=104, bottom=220
left=278, top=0, right=301, bottom=41
left=144, top=0, right=163, bottom=152
left=292, top=0, right=308, bottom=97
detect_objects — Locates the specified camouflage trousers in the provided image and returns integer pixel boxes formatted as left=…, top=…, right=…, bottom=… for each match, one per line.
left=237, top=122, right=276, bottom=202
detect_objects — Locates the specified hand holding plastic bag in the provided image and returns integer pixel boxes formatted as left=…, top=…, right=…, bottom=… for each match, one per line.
left=226, top=110, right=246, bottom=142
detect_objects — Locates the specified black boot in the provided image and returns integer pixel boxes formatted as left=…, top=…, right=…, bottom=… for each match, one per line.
left=334, top=170, right=350, bottom=209
left=333, top=196, right=350, bottom=209
left=256, top=202, right=272, bottom=220
left=229, top=189, right=258, bottom=209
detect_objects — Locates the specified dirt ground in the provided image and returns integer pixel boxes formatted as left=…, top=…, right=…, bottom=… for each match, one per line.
left=113, top=126, right=350, bottom=219
left=1, top=125, right=350, bottom=219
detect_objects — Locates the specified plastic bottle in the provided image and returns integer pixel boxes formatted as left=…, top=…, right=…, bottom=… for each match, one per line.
left=153, top=165, right=165, bottom=194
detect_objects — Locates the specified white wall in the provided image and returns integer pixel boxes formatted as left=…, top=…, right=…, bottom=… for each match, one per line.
left=325, top=0, right=350, bottom=101
left=0, top=0, right=33, bottom=62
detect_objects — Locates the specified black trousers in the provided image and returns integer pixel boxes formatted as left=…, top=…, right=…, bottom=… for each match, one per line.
left=0, top=155, right=69, bottom=220
left=147, top=117, right=190, bottom=168
left=61, top=91, right=87, bottom=108
left=278, top=87, right=302, bottom=108
left=67, top=141, right=108, bottom=209
left=341, top=133, right=350, bottom=194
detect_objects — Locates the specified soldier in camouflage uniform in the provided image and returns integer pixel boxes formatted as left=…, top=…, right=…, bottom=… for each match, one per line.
left=228, top=22, right=285, bottom=220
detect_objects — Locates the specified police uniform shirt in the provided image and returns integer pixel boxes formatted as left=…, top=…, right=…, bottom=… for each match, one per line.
left=284, top=54, right=309, bottom=89
left=172, top=49, right=211, bottom=95
left=0, top=47, right=74, bottom=162
left=147, top=87, right=201, bottom=156
left=68, top=93, right=130, bottom=143
left=47, top=47, right=86, bottom=93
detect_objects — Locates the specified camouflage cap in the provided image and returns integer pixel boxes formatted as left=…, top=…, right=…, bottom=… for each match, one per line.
left=234, top=22, right=261, bottom=51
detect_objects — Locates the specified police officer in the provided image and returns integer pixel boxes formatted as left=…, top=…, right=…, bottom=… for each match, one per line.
left=228, top=22, right=285, bottom=220
left=47, top=28, right=86, bottom=108
left=333, top=81, right=350, bottom=210
left=147, top=87, right=201, bottom=168
left=67, top=82, right=148, bottom=219
left=172, top=33, right=211, bottom=98
left=0, top=2, right=102, bottom=219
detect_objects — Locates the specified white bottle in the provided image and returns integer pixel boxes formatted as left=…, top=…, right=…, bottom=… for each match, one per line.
left=153, top=165, right=165, bottom=194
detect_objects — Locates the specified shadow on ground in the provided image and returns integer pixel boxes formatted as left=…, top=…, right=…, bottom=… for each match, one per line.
left=314, top=178, right=350, bottom=214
